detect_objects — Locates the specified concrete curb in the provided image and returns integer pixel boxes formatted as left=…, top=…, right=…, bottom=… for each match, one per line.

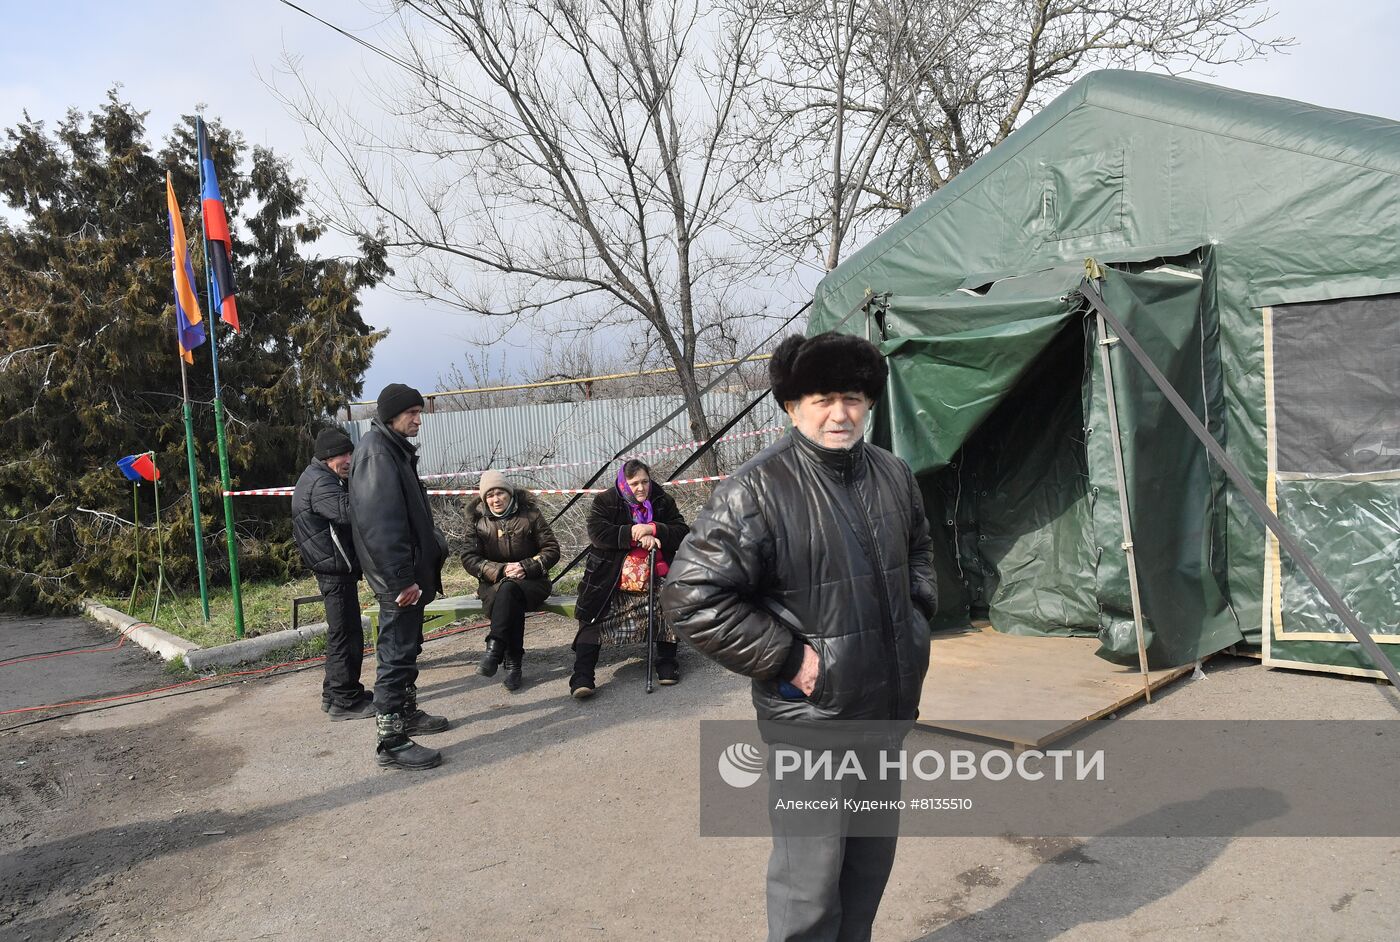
left=82, top=600, right=201, bottom=663
left=82, top=600, right=369, bottom=671
left=182, top=622, right=334, bottom=671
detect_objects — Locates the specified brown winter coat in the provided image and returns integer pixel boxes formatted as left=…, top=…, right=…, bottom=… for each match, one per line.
left=460, top=491, right=561, bottom=617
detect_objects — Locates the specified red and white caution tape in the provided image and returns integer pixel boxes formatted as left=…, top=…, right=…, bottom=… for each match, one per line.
left=225, top=424, right=780, bottom=497
left=227, top=475, right=730, bottom=499
left=416, top=425, right=781, bottom=481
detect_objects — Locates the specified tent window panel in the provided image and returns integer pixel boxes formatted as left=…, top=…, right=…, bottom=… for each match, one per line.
left=1276, top=478, right=1400, bottom=638
left=1272, top=293, right=1400, bottom=475
left=1041, top=149, right=1124, bottom=241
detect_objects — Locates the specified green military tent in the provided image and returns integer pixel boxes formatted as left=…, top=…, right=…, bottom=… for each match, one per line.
left=807, top=70, right=1400, bottom=679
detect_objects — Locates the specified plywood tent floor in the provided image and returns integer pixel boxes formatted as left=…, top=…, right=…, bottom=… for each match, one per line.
left=916, top=623, right=1197, bottom=750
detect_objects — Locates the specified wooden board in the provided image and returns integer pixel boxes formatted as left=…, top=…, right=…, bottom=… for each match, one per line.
left=915, top=625, right=1197, bottom=750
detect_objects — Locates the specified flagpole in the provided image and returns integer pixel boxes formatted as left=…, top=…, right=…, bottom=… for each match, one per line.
left=178, top=357, right=212, bottom=621
left=151, top=470, right=165, bottom=623
left=194, top=116, right=245, bottom=639
left=127, top=481, right=143, bottom=613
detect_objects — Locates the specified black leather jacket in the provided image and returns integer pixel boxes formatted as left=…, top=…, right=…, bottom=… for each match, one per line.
left=291, top=459, right=361, bottom=582
left=348, top=419, right=446, bottom=600
left=662, top=429, right=936, bottom=725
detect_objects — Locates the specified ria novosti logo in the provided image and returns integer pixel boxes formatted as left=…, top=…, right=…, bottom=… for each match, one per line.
left=717, top=741, right=1107, bottom=788
left=718, top=742, right=764, bottom=788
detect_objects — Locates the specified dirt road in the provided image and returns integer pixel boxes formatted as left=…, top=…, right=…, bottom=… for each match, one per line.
left=2, top=614, right=1397, bottom=941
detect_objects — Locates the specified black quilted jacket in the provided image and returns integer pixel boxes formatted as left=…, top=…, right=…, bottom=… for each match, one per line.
left=291, top=459, right=361, bottom=582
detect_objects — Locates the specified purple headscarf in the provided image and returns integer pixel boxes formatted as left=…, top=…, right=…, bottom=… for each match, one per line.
left=617, top=462, right=653, bottom=524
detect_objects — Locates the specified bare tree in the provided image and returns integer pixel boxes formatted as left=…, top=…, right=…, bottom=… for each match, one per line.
left=749, top=0, right=1291, bottom=269
left=276, top=0, right=798, bottom=473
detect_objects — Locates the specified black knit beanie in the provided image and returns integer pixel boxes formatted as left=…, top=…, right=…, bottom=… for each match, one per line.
left=376, top=383, right=425, bottom=424
left=314, top=428, right=354, bottom=460
left=769, top=332, right=887, bottom=405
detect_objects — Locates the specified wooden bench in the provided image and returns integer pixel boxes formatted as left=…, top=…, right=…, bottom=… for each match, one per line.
left=363, top=594, right=577, bottom=639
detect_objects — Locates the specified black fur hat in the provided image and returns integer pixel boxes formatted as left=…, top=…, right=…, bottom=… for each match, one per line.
left=769, top=332, right=887, bottom=406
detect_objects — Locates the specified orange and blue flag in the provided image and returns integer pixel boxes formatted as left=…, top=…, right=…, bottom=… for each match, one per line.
left=165, top=173, right=206, bottom=364
left=198, top=123, right=240, bottom=332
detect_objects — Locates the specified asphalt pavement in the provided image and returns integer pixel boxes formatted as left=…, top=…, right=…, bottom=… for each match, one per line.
left=0, top=614, right=171, bottom=720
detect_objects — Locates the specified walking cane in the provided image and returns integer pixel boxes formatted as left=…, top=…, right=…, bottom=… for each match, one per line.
left=645, top=545, right=657, bottom=694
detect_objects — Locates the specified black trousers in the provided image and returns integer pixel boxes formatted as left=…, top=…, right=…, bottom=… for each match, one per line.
left=318, top=576, right=366, bottom=708
left=372, top=592, right=427, bottom=714
left=487, top=580, right=528, bottom=656
left=765, top=742, right=903, bottom=942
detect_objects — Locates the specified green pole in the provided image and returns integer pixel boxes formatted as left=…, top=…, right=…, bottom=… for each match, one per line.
left=128, top=481, right=142, bottom=613
left=151, top=471, right=165, bottom=623
left=211, top=400, right=242, bottom=637
left=180, top=357, right=212, bottom=620
left=194, top=116, right=244, bottom=638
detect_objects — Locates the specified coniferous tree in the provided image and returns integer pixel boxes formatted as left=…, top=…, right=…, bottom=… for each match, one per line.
left=0, top=90, right=386, bottom=611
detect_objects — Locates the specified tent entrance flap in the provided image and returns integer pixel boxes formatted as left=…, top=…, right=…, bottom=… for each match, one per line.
left=937, top=320, right=1099, bottom=636
left=878, top=259, right=1244, bottom=669
left=875, top=270, right=1098, bottom=636
left=1085, top=265, right=1240, bottom=668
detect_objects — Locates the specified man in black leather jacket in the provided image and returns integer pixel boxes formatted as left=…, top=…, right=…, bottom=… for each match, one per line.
left=663, top=332, right=937, bottom=942
left=292, top=428, right=371, bottom=721
left=349, top=383, right=450, bottom=771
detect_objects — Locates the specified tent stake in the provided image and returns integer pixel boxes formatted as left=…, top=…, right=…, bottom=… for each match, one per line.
left=1095, top=316, right=1153, bottom=703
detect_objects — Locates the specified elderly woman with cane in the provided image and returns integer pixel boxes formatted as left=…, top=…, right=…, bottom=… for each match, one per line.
left=569, top=459, right=690, bottom=699
left=460, top=470, right=560, bottom=691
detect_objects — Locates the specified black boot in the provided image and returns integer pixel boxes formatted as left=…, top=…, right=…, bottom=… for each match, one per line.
left=502, top=651, right=523, bottom=692
left=325, top=689, right=372, bottom=718
left=375, top=712, right=442, bottom=771
left=569, top=643, right=601, bottom=699
left=403, top=684, right=449, bottom=734
left=478, top=637, right=507, bottom=677
left=655, top=641, right=681, bottom=686
left=327, top=698, right=376, bottom=721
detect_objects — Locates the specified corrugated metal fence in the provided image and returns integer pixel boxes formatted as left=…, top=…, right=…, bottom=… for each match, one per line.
left=345, top=390, right=785, bottom=488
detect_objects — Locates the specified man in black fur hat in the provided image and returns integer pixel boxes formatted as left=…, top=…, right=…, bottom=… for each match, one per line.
left=664, top=332, right=938, bottom=941
left=350, top=383, right=450, bottom=771
left=292, top=428, right=371, bottom=721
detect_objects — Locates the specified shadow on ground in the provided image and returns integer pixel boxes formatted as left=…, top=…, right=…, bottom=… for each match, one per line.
left=913, top=788, right=1289, bottom=941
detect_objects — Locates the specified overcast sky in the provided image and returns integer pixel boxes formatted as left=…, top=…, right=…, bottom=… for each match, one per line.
left=2, top=0, right=1396, bottom=398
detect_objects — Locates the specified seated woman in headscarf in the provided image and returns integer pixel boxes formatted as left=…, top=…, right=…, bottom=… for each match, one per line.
left=569, top=459, right=690, bottom=699
left=460, top=470, right=560, bottom=691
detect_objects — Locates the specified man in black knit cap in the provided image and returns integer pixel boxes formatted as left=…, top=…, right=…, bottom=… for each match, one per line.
left=349, top=383, right=450, bottom=771
left=292, top=427, right=371, bottom=721
left=664, top=332, right=937, bottom=942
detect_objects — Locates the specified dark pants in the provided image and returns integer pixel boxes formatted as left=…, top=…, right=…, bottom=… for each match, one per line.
left=487, top=580, right=527, bottom=656
left=318, top=576, right=366, bottom=708
left=766, top=743, right=903, bottom=942
left=373, top=592, right=427, bottom=715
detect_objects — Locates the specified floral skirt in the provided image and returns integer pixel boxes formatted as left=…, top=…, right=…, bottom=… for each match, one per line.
left=595, top=585, right=676, bottom=646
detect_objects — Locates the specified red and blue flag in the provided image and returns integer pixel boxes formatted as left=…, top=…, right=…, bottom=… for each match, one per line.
left=117, top=453, right=160, bottom=482
left=165, top=173, right=206, bottom=364
left=198, top=123, right=240, bottom=332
